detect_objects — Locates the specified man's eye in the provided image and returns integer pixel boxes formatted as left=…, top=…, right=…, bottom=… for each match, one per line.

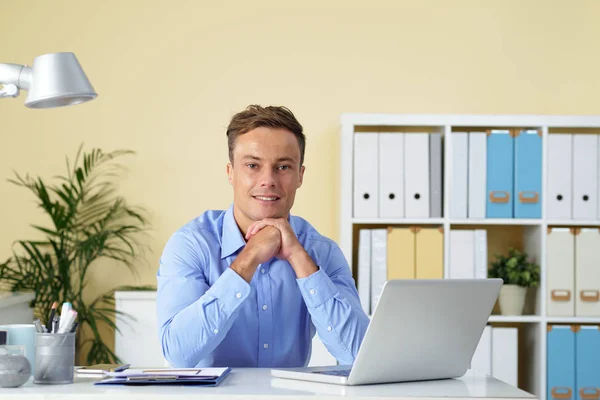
left=278, top=165, right=290, bottom=171
left=247, top=163, right=257, bottom=169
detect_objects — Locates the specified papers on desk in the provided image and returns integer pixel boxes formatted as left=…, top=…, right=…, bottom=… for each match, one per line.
left=95, top=367, right=231, bottom=386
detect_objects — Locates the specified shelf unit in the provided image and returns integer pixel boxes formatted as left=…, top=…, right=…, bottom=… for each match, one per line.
left=339, top=113, right=600, bottom=400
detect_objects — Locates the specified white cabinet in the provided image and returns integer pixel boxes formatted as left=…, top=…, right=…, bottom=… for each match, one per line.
left=0, top=292, right=34, bottom=324
left=114, top=291, right=169, bottom=367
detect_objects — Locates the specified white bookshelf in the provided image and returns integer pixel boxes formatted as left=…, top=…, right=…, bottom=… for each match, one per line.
left=352, top=218, right=444, bottom=225
left=339, top=113, right=600, bottom=400
left=449, top=219, right=542, bottom=226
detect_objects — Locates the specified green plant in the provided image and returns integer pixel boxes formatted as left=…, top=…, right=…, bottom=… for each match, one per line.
left=488, top=248, right=540, bottom=288
left=0, top=145, right=154, bottom=365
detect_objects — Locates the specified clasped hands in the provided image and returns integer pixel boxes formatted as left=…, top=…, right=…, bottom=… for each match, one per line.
left=244, top=218, right=303, bottom=264
left=232, top=218, right=317, bottom=282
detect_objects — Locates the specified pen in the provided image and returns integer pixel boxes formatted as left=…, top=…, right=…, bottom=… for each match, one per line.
left=69, top=322, right=79, bottom=333
left=52, top=315, right=59, bottom=334
left=46, top=302, right=57, bottom=332
left=112, top=364, right=130, bottom=372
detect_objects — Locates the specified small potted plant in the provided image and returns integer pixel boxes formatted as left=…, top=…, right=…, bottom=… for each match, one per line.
left=488, top=248, right=540, bottom=315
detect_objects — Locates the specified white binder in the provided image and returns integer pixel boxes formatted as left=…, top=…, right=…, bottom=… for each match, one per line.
left=370, top=229, right=387, bottom=313
left=492, top=327, right=518, bottom=386
left=357, top=229, right=371, bottom=315
left=575, top=228, right=600, bottom=316
left=451, top=132, right=468, bottom=219
left=572, top=134, right=598, bottom=220
left=598, top=137, right=600, bottom=220
left=353, top=133, right=379, bottom=218
left=547, top=134, right=573, bottom=220
left=546, top=228, right=575, bottom=316
left=449, top=230, right=475, bottom=279
left=468, top=132, right=487, bottom=219
left=474, top=229, right=488, bottom=279
left=379, top=133, right=404, bottom=218
left=404, top=133, right=430, bottom=218
left=429, top=133, right=443, bottom=218
left=471, top=325, right=492, bottom=375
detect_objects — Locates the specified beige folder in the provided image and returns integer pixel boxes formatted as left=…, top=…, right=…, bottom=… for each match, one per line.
left=387, top=227, right=415, bottom=279
left=416, top=227, right=444, bottom=279
left=575, top=228, right=600, bottom=316
left=546, top=228, right=575, bottom=316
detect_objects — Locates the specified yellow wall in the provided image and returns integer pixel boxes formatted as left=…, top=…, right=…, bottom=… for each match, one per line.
left=2, top=0, right=599, bottom=353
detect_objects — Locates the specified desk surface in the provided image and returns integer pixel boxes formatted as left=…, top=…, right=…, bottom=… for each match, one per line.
left=7, top=368, right=537, bottom=400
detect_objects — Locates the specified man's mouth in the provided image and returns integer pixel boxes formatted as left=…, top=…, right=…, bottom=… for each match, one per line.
left=253, top=196, right=280, bottom=202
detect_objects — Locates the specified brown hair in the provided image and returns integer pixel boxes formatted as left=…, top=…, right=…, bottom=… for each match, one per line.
left=226, top=105, right=306, bottom=166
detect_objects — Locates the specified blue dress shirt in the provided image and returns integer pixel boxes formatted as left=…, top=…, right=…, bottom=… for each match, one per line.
left=156, top=204, right=369, bottom=368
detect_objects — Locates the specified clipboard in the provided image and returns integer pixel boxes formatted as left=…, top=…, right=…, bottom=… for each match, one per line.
left=94, top=367, right=232, bottom=386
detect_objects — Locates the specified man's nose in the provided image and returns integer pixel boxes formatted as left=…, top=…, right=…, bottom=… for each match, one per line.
left=260, top=168, right=276, bottom=187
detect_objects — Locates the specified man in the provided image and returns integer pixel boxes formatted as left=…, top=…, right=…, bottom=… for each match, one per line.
left=156, top=105, right=369, bottom=368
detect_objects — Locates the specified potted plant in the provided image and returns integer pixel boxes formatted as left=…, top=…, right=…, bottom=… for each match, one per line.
left=488, top=248, right=540, bottom=315
left=0, top=145, right=154, bottom=365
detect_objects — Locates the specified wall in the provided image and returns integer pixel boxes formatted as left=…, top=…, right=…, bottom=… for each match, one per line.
left=1, top=0, right=599, bottom=360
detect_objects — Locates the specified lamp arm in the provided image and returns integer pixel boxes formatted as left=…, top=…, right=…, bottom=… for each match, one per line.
left=0, top=63, right=33, bottom=98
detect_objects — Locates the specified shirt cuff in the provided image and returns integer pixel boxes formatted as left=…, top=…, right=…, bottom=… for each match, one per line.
left=205, top=267, right=252, bottom=315
left=296, top=267, right=338, bottom=308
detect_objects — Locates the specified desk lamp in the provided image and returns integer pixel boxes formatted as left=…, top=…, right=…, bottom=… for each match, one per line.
left=0, top=52, right=97, bottom=108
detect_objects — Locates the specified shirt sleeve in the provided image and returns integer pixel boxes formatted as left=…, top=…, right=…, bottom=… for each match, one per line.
left=156, top=231, right=251, bottom=367
left=295, top=243, right=369, bottom=365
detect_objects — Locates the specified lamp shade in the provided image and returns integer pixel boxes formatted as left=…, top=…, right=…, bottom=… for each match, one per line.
left=24, top=52, right=97, bottom=109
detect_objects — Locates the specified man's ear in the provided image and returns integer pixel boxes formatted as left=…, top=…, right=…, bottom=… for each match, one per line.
left=298, top=165, right=305, bottom=188
left=226, top=162, right=233, bottom=185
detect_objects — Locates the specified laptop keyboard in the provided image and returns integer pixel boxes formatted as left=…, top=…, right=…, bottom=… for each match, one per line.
left=312, top=369, right=351, bottom=377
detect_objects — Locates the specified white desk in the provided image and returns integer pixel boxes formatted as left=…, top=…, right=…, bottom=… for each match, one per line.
left=7, top=368, right=536, bottom=400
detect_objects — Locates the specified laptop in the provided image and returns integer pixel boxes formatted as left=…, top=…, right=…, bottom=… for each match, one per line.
left=271, top=278, right=502, bottom=386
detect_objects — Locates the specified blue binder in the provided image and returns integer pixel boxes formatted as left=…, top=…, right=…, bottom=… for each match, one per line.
left=514, top=130, right=542, bottom=218
left=575, top=326, right=600, bottom=400
left=486, top=130, right=514, bottom=218
left=548, top=325, right=575, bottom=400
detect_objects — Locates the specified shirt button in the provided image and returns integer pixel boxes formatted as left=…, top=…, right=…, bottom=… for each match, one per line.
left=260, top=268, right=266, bottom=274
left=262, top=304, right=268, bottom=311
left=309, top=289, right=316, bottom=295
left=236, top=292, right=242, bottom=299
left=263, top=343, right=269, bottom=349
left=327, top=326, right=332, bottom=332
left=213, top=328, right=219, bottom=334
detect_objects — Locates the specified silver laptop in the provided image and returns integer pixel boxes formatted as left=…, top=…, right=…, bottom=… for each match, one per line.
left=271, top=278, right=502, bottom=386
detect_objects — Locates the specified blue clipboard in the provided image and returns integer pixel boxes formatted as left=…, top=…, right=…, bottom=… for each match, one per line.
left=94, top=367, right=231, bottom=386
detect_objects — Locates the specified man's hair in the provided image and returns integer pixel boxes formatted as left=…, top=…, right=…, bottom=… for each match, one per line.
left=226, top=105, right=306, bottom=166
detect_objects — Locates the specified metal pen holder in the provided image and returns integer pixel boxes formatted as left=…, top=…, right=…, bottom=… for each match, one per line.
left=33, top=332, right=75, bottom=385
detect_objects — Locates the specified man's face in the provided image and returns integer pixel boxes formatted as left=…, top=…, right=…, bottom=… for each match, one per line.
left=227, top=127, right=305, bottom=226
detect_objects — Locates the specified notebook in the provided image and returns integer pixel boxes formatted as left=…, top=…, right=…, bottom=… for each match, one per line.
left=94, top=367, right=231, bottom=386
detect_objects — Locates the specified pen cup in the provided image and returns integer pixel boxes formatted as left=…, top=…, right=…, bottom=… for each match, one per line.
left=33, top=333, right=75, bottom=385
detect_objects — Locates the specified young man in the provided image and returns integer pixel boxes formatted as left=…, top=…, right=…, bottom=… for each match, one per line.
left=156, top=105, right=369, bottom=368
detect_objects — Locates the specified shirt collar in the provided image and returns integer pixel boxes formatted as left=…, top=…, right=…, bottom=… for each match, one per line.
left=220, top=203, right=300, bottom=260
left=221, top=204, right=246, bottom=259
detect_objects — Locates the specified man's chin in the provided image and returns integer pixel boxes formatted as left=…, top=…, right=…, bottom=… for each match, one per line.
left=253, top=207, right=287, bottom=221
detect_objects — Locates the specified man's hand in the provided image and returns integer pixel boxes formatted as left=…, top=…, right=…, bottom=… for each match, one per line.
left=245, top=225, right=282, bottom=264
left=245, top=218, right=303, bottom=261
left=245, top=218, right=318, bottom=278
left=230, top=226, right=281, bottom=283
